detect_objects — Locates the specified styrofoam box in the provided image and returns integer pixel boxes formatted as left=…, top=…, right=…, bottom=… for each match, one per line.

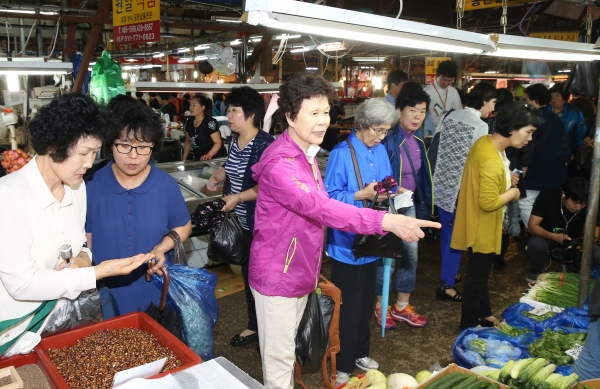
left=520, top=296, right=564, bottom=313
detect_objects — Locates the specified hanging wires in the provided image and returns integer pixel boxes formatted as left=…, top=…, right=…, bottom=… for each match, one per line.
left=519, top=2, right=538, bottom=36
left=46, top=18, right=61, bottom=57
left=396, top=0, right=403, bottom=19
left=13, top=21, right=36, bottom=56
left=272, top=34, right=289, bottom=64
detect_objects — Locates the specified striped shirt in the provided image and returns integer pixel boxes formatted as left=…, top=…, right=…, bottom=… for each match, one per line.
left=225, top=137, right=255, bottom=230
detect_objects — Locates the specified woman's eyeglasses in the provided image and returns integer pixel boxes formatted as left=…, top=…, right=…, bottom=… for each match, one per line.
left=370, top=127, right=391, bottom=137
left=114, top=143, right=154, bottom=156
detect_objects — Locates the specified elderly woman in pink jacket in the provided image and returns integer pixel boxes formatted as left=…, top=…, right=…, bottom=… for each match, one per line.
left=248, top=72, right=441, bottom=389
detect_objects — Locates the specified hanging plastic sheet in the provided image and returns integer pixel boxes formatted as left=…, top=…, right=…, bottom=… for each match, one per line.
left=89, top=50, right=126, bottom=104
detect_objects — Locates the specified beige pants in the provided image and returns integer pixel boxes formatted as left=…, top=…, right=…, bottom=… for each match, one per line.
left=251, top=286, right=308, bottom=389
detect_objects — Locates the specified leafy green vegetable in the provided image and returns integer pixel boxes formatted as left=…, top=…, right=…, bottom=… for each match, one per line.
left=497, top=322, right=532, bottom=337
left=525, top=272, right=595, bottom=308
left=527, top=329, right=587, bottom=366
left=523, top=311, right=556, bottom=322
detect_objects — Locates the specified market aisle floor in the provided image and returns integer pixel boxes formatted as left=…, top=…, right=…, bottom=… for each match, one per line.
left=212, top=232, right=541, bottom=387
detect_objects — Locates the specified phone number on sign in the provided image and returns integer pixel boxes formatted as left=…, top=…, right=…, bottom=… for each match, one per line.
left=115, top=33, right=155, bottom=43
left=117, top=23, right=155, bottom=34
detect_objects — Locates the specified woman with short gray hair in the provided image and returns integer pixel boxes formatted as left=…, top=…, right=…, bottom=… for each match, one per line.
left=324, top=97, right=399, bottom=385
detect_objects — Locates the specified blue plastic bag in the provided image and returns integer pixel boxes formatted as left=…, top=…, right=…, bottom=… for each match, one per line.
left=152, top=265, right=219, bottom=360
left=562, top=304, right=589, bottom=317
left=502, top=303, right=549, bottom=331
left=453, top=327, right=531, bottom=368
left=555, top=365, right=574, bottom=376
left=533, top=314, right=590, bottom=334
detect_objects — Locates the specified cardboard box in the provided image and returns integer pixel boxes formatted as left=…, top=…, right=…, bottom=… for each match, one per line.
left=574, top=379, right=600, bottom=388
left=416, top=364, right=509, bottom=389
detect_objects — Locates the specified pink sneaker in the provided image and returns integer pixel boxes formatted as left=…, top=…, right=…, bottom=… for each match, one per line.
left=374, top=304, right=396, bottom=330
left=391, top=303, right=428, bottom=327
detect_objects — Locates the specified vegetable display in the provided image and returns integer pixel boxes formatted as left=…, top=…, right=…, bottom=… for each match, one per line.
left=1, top=148, right=32, bottom=173
left=496, top=323, right=531, bottom=338
left=419, top=372, right=497, bottom=389
left=478, top=358, right=579, bottom=389
left=527, top=329, right=586, bottom=366
left=524, top=273, right=595, bottom=309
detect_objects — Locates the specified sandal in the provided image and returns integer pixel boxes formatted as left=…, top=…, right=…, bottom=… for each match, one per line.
left=436, top=282, right=462, bottom=302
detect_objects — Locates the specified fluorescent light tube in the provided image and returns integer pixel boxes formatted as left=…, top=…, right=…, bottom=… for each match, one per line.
left=194, top=45, right=209, bottom=50
left=487, top=34, right=600, bottom=61
left=245, top=0, right=494, bottom=54
left=194, top=55, right=208, bottom=61
left=153, top=53, right=164, bottom=58
left=275, top=34, right=301, bottom=40
left=177, top=48, right=190, bottom=53
left=212, top=16, right=242, bottom=23
left=230, top=40, right=242, bottom=46
left=2, top=9, right=57, bottom=15
left=290, top=45, right=315, bottom=53
left=353, top=57, right=386, bottom=62
left=0, top=61, right=72, bottom=74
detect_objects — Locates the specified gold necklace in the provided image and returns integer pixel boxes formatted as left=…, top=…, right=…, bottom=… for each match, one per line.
left=113, top=164, right=150, bottom=190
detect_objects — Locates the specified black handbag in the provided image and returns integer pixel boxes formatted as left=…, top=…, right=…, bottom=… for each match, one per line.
left=345, top=139, right=403, bottom=260
left=207, top=135, right=249, bottom=265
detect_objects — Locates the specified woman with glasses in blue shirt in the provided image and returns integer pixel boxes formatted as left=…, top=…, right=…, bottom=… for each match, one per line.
left=85, top=97, right=192, bottom=315
left=324, top=98, right=398, bottom=385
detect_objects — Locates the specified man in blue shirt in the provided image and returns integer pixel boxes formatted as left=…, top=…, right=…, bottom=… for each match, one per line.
left=385, top=70, right=408, bottom=106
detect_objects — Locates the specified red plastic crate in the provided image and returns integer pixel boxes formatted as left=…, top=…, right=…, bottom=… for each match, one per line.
left=34, top=312, right=202, bottom=388
left=0, top=352, right=58, bottom=389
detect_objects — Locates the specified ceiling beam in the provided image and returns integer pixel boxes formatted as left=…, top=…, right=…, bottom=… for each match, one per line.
left=72, top=0, right=111, bottom=92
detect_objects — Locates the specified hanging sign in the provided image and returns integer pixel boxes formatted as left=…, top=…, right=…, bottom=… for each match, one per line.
left=463, top=0, right=533, bottom=11
left=425, top=57, right=451, bottom=84
left=529, top=32, right=580, bottom=42
left=112, top=0, right=160, bottom=48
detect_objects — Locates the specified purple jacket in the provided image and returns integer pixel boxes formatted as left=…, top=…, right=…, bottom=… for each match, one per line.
left=249, top=131, right=387, bottom=297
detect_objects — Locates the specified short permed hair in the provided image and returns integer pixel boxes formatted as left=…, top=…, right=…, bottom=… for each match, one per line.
left=525, top=83, right=551, bottom=106
left=29, top=93, right=110, bottom=163
left=104, top=97, right=163, bottom=158
left=225, top=86, right=266, bottom=129
left=278, top=72, right=335, bottom=123
left=549, top=82, right=570, bottom=102
left=190, top=94, right=213, bottom=116
left=465, top=82, right=497, bottom=110
left=396, top=87, right=431, bottom=110
left=355, top=98, right=398, bottom=130
left=387, top=70, right=408, bottom=88
left=436, top=60, right=458, bottom=78
left=494, top=101, right=543, bottom=138
left=563, top=177, right=589, bottom=204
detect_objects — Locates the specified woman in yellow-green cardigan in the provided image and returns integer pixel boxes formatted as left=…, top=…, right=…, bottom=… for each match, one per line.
left=452, top=102, right=542, bottom=330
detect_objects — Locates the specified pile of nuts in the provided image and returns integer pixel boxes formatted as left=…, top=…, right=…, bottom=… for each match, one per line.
left=47, top=328, right=182, bottom=389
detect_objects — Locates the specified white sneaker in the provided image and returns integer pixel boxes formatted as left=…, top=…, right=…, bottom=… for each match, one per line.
left=335, top=371, right=351, bottom=386
left=355, top=356, right=380, bottom=371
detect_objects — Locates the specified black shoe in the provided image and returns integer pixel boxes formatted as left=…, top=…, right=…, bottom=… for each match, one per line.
left=230, top=332, right=259, bottom=347
left=436, top=281, right=462, bottom=302
left=478, top=318, right=495, bottom=327
left=455, top=274, right=462, bottom=283
left=494, top=260, right=507, bottom=270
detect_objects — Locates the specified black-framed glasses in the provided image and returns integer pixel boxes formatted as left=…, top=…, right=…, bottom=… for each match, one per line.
left=114, top=143, right=154, bottom=156
left=370, top=126, right=391, bottom=137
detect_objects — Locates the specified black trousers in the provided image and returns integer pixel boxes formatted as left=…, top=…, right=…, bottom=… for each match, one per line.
left=527, top=235, right=552, bottom=274
left=330, top=259, right=378, bottom=374
left=460, top=249, right=494, bottom=329
left=241, top=227, right=258, bottom=332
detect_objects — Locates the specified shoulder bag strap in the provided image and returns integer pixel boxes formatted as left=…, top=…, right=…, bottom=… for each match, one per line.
left=345, top=138, right=369, bottom=208
left=400, top=141, right=425, bottom=208
left=223, top=134, right=237, bottom=197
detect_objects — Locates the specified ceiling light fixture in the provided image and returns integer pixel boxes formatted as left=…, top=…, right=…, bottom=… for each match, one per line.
left=245, top=0, right=495, bottom=54
left=211, top=16, right=242, bottom=23
left=0, top=61, right=72, bottom=75
left=487, top=34, right=600, bottom=62
left=353, top=57, right=386, bottom=62
left=290, top=45, right=316, bottom=53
